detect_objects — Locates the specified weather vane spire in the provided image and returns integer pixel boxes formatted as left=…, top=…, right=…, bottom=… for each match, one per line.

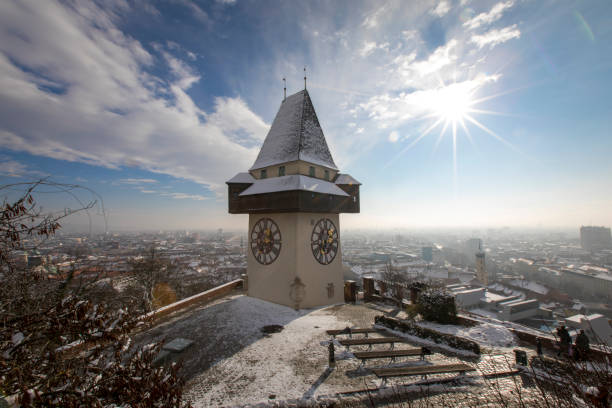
left=283, top=77, right=286, bottom=101
left=304, top=66, right=307, bottom=90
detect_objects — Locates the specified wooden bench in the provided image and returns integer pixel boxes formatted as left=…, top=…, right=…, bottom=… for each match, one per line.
left=372, top=363, right=476, bottom=385
left=353, top=347, right=432, bottom=365
left=326, top=328, right=378, bottom=338
left=338, top=337, right=403, bottom=350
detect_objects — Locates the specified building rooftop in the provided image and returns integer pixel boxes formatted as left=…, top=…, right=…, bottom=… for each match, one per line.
left=334, top=174, right=361, bottom=185
left=249, top=90, right=338, bottom=171
left=239, top=174, right=349, bottom=196
left=226, top=172, right=256, bottom=184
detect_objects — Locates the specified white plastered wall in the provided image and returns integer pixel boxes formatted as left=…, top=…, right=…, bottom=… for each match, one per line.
left=247, top=212, right=344, bottom=309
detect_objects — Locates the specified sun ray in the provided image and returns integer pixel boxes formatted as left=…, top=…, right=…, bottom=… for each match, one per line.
left=384, top=117, right=444, bottom=168
left=459, top=117, right=475, bottom=147
left=467, top=108, right=524, bottom=118
left=385, top=69, right=529, bottom=178
left=463, top=114, right=531, bottom=160
left=452, top=120, right=458, bottom=199
left=432, top=119, right=450, bottom=155
left=470, top=85, right=530, bottom=105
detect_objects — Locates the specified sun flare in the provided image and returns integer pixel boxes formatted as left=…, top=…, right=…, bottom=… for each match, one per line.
left=434, top=83, right=474, bottom=123
left=386, top=74, right=524, bottom=196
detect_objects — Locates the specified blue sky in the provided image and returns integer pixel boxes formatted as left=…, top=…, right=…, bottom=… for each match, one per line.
left=0, top=0, right=611, bottom=231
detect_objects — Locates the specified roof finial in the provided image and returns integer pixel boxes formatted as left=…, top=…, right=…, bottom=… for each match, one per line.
left=304, top=66, right=307, bottom=90
left=283, top=77, right=286, bottom=101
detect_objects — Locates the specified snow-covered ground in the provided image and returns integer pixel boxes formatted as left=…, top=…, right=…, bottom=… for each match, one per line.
left=416, top=320, right=518, bottom=348
left=139, top=295, right=538, bottom=406
left=176, top=296, right=383, bottom=406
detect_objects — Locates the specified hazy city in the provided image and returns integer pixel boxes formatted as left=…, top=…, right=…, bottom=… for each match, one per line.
left=1, top=0, right=611, bottom=407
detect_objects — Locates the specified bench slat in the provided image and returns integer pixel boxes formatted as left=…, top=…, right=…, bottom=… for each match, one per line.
left=353, top=349, right=423, bottom=360
left=339, top=337, right=403, bottom=346
left=372, top=363, right=475, bottom=378
left=326, top=328, right=377, bottom=336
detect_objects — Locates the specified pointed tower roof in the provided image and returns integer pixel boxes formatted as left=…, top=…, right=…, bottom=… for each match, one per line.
left=250, top=90, right=338, bottom=171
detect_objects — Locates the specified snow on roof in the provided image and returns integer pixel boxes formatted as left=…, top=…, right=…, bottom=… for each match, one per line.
left=226, top=172, right=256, bottom=184
left=509, top=279, right=549, bottom=295
left=566, top=314, right=586, bottom=323
left=249, top=90, right=338, bottom=171
left=239, top=174, right=349, bottom=197
left=334, top=173, right=361, bottom=185
left=454, top=288, right=486, bottom=295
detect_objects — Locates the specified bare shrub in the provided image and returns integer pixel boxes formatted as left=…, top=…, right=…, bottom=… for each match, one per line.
left=0, top=181, right=191, bottom=407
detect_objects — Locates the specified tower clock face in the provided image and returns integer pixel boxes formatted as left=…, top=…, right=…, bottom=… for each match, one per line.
left=311, top=218, right=339, bottom=265
left=251, top=218, right=282, bottom=265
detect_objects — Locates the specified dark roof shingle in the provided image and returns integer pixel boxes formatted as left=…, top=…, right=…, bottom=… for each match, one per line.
left=249, top=90, right=337, bottom=171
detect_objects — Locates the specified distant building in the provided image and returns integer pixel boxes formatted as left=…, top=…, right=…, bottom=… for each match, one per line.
left=422, top=246, right=433, bottom=262
left=447, top=285, right=485, bottom=309
left=474, top=239, right=487, bottom=285
left=580, top=226, right=612, bottom=251
left=464, top=238, right=482, bottom=263
left=475, top=251, right=487, bottom=285
left=564, top=314, right=612, bottom=346
left=499, top=299, right=539, bottom=322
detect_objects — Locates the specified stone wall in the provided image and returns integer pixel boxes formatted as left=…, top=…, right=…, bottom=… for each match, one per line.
left=143, top=279, right=244, bottom=322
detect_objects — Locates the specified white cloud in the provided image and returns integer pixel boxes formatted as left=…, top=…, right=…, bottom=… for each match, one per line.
left=464, top=1, right=514, bottom=30
left=360, top=41, right=377, bottom=57
left=161, top=192, right=208, bottom=201
left=471, top=25, right=520, bottom=49
left=119, top=178, right=158, bottom=184
left=430, top=1, right=451, bottom=17
left=403, top=40, right=457, bottom=78
left=171, top=0, right=210, bottom=24
left=0, top=157, right=45, bottom=177
left=358, top=74, right=499, bottom=129
left=362, top=4, right=390, bottom=29
left=388, top=131, right=400, bottom=143
left=359, top=41, right=389, bottom=57
left=401, top=30, right=418, bottom=41
left=0, top=0, right=267, bottom=194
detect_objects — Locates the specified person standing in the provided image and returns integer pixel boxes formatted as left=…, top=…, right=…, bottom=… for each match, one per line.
left=536, top=337, right=543, bottom=357
left=557, top=325, right=571, bottom=357
left=575, top=329, right=590, bottom=360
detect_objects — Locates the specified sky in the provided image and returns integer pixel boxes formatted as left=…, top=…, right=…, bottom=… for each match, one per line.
left=0, top=0, right=611, bottom=232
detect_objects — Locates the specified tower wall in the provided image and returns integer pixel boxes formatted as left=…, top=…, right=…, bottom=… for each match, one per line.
left=476, top=252, right=487, bottom=285
left=247, top=212, right=344, bottom=309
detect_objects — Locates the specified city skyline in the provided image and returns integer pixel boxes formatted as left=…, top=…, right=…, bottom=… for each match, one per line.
left=1, top=0, right=611, bottom=231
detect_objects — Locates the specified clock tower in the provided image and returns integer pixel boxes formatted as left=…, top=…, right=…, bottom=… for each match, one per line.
left=227, top=89, right=361, bottom=309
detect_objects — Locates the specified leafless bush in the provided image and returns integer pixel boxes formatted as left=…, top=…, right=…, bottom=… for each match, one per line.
left=0, top=181, right=191, bottom=407
left=128, top=247, right=180, bottom=313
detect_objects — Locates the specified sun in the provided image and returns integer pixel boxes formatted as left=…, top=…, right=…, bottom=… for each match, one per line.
left=433, top=82, right=475, bottom=124
left=385, top=73, right=523, bottom=196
